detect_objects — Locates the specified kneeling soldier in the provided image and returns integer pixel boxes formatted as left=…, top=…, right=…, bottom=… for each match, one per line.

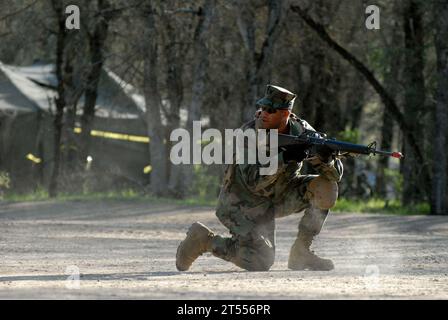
left=176, top=85, right=343, bottom=271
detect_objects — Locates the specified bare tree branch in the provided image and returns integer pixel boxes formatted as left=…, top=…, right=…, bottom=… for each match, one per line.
left=290, top=4, right=431, bottom=192
left=0, top=0, right=38, bottom=22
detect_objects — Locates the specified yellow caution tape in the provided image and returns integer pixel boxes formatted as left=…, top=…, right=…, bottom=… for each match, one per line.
left=26, top=153, right=42, bottom=164
left=74, top=127, right=149, bottom=143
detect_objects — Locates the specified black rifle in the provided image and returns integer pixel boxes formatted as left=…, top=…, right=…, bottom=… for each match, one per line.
left=277, top=130, right=404, bottom=159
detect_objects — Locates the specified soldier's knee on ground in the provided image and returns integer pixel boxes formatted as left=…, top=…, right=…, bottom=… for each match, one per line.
left=306, top=176, right=338, bottom=210
left=240, top=251, right=275, bottom=271
left=233, top=239, right=275, bottom=271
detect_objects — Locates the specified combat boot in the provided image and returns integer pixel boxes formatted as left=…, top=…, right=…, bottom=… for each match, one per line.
left=288, top=232, right=334, bottom=271
left=176, top=222, right=215, bottom=271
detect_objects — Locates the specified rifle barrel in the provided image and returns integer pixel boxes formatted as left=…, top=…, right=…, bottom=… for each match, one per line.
left=277, top=133, right=403, bottom=159
left=323, top=139, right=371, bottom=154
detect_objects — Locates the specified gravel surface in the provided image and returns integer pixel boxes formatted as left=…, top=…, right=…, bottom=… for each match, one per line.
left=0, top=199, right=447, bottom=299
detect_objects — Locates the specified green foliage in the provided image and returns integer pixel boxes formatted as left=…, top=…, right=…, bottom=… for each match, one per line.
left=336, top=128, right=360, bottom=144
left=384, top=168, right=403, bottom=196
left=366, top=46, right=387, bottom=78
left=192, top=165, right=221, bottom=202
left=4, top=187, right=48, bottom=202
left=0, top=171, right=11, bottom=199
left=2, top=188, right=218, bottom=207
left=4, top=187, right=428, bottom=215
left=0, top=171, right=10, bottom=189
left=333, top=197, right=429, bottom=215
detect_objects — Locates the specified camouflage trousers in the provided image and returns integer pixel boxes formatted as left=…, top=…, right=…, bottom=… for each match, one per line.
left=211, top=174, right=330, bottom=271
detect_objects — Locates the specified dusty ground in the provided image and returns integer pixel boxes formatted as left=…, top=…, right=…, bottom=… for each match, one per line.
left=0, top=199, right=447, bottom=299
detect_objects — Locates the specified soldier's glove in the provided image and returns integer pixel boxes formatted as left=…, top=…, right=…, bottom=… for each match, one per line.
left=280, top=144, right=309, bottom=163
left=314, top=144, right=334, bottom=163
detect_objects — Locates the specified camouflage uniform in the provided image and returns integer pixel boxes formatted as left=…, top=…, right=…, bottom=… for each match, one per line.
left=209, top=114, right=343, bottom=271
left=176, top=84, right=343, bottom=272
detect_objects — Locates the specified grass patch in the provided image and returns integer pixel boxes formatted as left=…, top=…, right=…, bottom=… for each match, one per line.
left=2, top=188, right=218, bottom=207
left=3, top=188, right=49, bottom=202
left=2, top=190, right=428, bottom=215
left=333, top=198, right=429, bottom=215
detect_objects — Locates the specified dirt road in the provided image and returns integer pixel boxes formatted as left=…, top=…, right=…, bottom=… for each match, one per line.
left=0, top=199, right=447, bottom=299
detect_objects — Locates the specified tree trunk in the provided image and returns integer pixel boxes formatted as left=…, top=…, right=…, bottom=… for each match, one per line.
left=61, top=48, right=83, bottom=189
left=291, top=4, right=431, bottom=201
left=237, top=0, right=286, bottom=122
left=431, top=0, right=448, bottom=215
left=376, top=21, right=401, bottom=198
left=401, top=0, right=426, bottom=205
left=236, top=2, right=256, bottom=123
left=79, top=0, right=111, bottom=164
left=375, top=105, right=395, bottom=198
left=160, top=4, right=187, bottom=198
left=48, top=0, right=67, bottom=198
left=183, top=0, right=216, bottom=194
left=344, top=71, right=365, bottom=198
left=143, top=3, right=167, bottom=196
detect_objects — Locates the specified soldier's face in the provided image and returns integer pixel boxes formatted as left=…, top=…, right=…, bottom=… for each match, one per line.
left=258, top=107, right=290, bottom=129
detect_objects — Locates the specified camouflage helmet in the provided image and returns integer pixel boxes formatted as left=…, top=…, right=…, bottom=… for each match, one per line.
left=256, top=84, right=297, bottom=110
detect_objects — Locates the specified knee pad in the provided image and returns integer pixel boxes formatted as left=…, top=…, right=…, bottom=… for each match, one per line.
left=306, top=176, right=338, bottom=210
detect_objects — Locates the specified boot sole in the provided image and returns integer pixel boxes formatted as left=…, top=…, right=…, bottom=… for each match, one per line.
left=175, top=222, right=211, bottom=271
left=176, top=243, right=189, bottom=271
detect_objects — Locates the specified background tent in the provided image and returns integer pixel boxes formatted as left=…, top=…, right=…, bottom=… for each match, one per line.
left=0, top=61, right=149, bottom=193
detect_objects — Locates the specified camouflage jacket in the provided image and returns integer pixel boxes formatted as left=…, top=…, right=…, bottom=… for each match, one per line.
left=216, top=114, right=343, bottom=235
left=223, top=113, right=342, bottom=195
